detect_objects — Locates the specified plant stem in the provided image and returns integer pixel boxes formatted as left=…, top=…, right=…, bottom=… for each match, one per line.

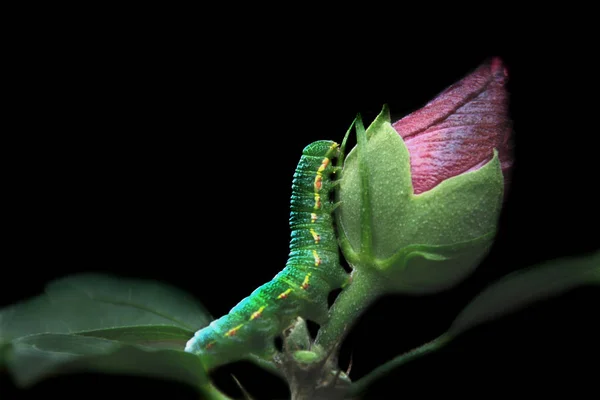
left=346, top=334, right=452, bottom=397
left=315, top=268, right=382, bottom=352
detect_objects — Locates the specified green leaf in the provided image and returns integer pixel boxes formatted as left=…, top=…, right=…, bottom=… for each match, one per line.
left=348, top=251, right=599, bottom=396
left=346, top=335, right=451, bottom=397
left=70, top=344, right=212, bottom=393
left=4, top=333, right=229, bottom=399
left=5, top=334, right=122, bottom=387
left=0, top=273, right=211, bottom=348
left=449, top=251, right=600, bottom=336
left=338, top=105, right=503, bottom=293
left=78, top=325, right=196, bottom=348
left=0, top=341, right=11, bottom=369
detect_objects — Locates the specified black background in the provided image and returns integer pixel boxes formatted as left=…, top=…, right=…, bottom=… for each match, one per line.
left=3, top=15, right=599, bottom=400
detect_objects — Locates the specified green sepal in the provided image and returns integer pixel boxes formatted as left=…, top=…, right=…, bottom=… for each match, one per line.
left=338, top=105, right=503, bottom=293
left=377, top=231, right=496, bottom=293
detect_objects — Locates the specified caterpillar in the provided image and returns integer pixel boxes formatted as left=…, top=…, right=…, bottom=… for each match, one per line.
left=185, top=140, right=349, bottom=370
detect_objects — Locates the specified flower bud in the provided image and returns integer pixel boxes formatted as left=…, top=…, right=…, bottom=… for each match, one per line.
left=338, top=58, right=512, bottom=293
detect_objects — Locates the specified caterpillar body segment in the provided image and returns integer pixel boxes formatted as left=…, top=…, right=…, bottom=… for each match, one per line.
left=185, top=140, right=349, bottom=370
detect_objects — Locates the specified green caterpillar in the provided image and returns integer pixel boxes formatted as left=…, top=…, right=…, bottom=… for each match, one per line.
left=185, top=140, right=349, bottom=370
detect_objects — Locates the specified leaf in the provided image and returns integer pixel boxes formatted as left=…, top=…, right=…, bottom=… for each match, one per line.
left=77, top=325, right=195, bottom=349
left=0, top=341, right=11, bottom=369
left=4, top=333, right=229, bottom=399
left=347, top=251, right=599, bottom=397
left=449, top=250, right=600, bottom=336
left=346, top=335, right=451, bottom=397
left=69, top=343, right=212, bottom=393
left=5, top=334, right=122, bottom=387
left=0, top=273, right=212, bottom=347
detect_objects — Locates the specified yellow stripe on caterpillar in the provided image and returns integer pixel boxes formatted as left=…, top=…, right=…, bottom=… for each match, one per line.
left=301, top=273, right=312, bottom=290
left=312, top=250, right=321, bottom=266
left=310, top=228, right=320, bottom=243
left=249, top=306, right=266, bottom=320
left=225, top=324, right=244, bottom=337
left=277, top=288, right=293, bottom=299
left=317, top=157, right=330, bottom=174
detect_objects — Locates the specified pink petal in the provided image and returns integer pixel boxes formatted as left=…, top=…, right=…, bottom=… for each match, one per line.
left=392, top=57, right=513, bottom=195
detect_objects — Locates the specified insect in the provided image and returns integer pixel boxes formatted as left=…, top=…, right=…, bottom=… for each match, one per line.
left=185, top=140, right=350, bottom=370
